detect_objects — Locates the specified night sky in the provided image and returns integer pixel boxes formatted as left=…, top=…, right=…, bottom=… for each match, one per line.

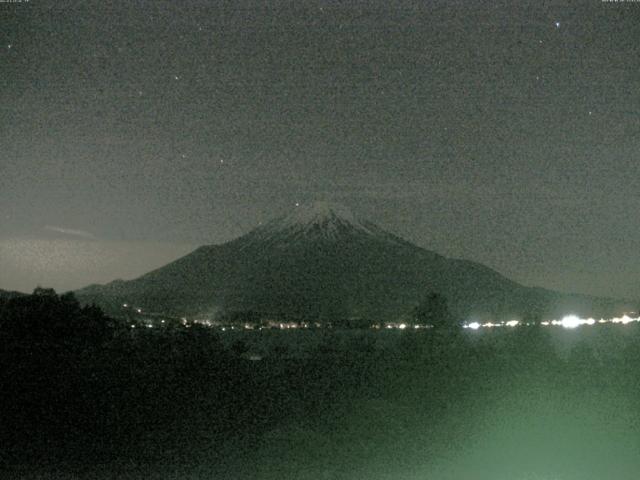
left=1, top=0, right=640, bottom=299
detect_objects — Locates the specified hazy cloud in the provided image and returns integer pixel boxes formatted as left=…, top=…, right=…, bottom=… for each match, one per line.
left=0, top=238, right=196, bottom=293
left=44, top=226, right=96, bottom=239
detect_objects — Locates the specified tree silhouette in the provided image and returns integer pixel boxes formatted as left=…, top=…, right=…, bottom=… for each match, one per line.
left=413, top=292, right=453, bottom=328
left=0, top=288, right=113, bottom=350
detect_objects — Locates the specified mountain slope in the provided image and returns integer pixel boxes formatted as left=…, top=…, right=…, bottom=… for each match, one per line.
left=77, top=202, right=628, bottom=322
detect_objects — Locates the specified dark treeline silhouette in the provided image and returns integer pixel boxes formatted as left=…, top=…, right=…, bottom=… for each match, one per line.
left=1, top=289, right=248, bottom=465
left=0, top=289, right=386, bottom=474
left=413, top=291, right=455, bottom=328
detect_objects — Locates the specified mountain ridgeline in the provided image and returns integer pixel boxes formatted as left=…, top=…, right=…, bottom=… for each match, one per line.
left=0, top=289, right=26, bottom=301
left=76, top=202, right=629, bottom=324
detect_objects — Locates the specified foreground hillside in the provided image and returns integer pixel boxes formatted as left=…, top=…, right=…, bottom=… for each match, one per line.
left=4, top=289, right=640, bottom=479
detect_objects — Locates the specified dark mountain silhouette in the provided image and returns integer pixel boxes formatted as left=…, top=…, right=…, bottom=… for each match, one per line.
left=76, top=202, right=628, bottom=323
left=0, top=289, right=26, bottom=302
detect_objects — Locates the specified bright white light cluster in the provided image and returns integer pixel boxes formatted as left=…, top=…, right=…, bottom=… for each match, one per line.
left=557, top=315, right=582, bottom=329
left=463, top=314, right=640, bottom=330
left=549, top=314, right=639, bottom=329
left=463, top=320, right=521, bottom=330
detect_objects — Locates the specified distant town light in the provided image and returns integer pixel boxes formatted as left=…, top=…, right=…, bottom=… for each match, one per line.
left=560, top=315, right=581, bottom=329
left=505, top=320, right=519, bottom=328
left=621, top=315, right=634, bottom=325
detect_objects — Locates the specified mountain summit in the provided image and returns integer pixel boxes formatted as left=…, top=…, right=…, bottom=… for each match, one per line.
left=77, top=203, right=627, bottom=323
left=278, top=201, right=363, bottom=228
left=250, top=201, right=384, bottom=243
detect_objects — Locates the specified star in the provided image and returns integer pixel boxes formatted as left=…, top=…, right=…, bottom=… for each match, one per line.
left=555, top=21, right=561, bottom=29
left=295, top=202, right=300, bottom=207
left=174, top=75, right=180, bottom=80
left=7, top=44, right=12, bottom=49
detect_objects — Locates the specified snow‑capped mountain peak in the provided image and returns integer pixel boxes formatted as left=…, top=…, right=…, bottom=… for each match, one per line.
left=279, top=201, right=370, bottom=230
left=251, top=201, right=382, bottom=242
left=76, top=202, right=628, bottom=323
left=287, top=201, right=356, bottom=223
